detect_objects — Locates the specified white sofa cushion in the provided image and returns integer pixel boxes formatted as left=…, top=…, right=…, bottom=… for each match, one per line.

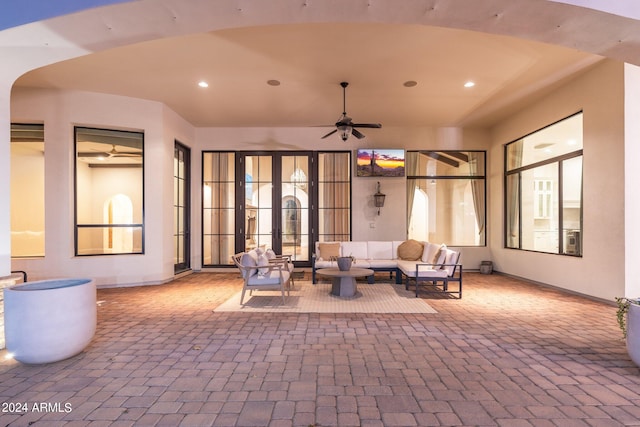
left=352, top=259, right=371, bottom=268
left=392, top=241, right=404, bottom=259
left=341, top=241, right=368, bottom=260
left=443, top=250, right=460, bottom=276
left=397, top=260, right=448, bottom=278
left=367, top=259, right=397, bottom=268
left=314, top=259, right=334, bottom=269
left=421, top=242, right=441, bottom=263
left=367, top=241, right=393, bottom=260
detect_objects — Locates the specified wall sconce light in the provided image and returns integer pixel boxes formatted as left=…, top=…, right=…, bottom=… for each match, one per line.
left=373, top=181, right=386, bottom=215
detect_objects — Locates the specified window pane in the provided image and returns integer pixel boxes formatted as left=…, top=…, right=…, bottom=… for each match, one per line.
left=406, top=151, right=486, bottom=246
left=202, top=152, right=235, bottom=266
left=520, top=165, right=559, bottom=253
left=563, top=156, right=583, bottom=255
left=506, top=113, right=583, bottom=171
left=506, top=174, right=520, bottom=248
left=411, top=151, right=485, bottom=176
left=77, top=226, right=143, bottom=255
left=11, top=123, right=45, bottom=257
left=505, top=113, right=582, bottom=256
left=75, top=127, right=144, bottom=256
left=407, top=178, right=485, bottom=246
left=318, top=152, right=351, bottom=241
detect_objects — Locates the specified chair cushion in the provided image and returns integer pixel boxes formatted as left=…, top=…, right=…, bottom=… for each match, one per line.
left=397, top=239, right=424, bottom=261
left=342, top=241, right=368, bottom=260
left=265, top=248, right=277, bottom=259
left=247, top=270, right=290, bottom=286
left=318, top=242, right=341, bottom=260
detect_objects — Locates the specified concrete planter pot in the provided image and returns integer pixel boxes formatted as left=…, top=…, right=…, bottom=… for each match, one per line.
left=336, top=257, right=353, bottom=271
left=4, top=278, right=96, bottom=364
left=627, top=302, right=640, bottom=368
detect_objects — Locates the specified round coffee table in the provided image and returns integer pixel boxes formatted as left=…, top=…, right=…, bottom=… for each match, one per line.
left=316, top=267, right=374, bottom=297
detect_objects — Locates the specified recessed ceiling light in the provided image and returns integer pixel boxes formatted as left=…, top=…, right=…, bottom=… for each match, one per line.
left=403, top=80, right=418, bottom=87
left=464, top=81, right=475, bottom=88
left=267, top=79, right=281, bottom=86
left=198, top=81, right=209, bottom=88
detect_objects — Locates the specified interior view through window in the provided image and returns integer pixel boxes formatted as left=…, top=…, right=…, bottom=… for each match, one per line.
left=75, top=126, right=144, bottom=256
left=505, top=112, right=583, bottom=255
left=10, top=123, right=45, bottom=257
left=406, top=151, right=486, bottom=246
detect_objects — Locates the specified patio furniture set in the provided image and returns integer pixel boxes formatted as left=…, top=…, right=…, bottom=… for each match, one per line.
left=232, top=239, right=463, bottom=305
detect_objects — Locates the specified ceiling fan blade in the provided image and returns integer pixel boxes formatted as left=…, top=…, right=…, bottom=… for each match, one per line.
left=352, top=128, right=366, bottom=139
left=112, top=153, right=141, bottom=157
left=352, top=123, right=382, bottom=129
left=321, top=129, right=338, bottom=139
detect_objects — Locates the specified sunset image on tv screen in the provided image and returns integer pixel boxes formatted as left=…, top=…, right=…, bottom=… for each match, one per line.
left=356, top=149, right=405, bottom=177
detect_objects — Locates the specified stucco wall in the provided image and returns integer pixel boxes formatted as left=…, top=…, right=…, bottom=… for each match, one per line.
left=489, top=59, right=626, bottom=300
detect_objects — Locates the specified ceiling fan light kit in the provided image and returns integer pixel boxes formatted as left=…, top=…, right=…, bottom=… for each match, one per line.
left=321, top=81, right=381, bottom=142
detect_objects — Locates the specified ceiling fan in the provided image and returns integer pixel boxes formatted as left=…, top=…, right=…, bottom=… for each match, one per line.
left=79, top=144, right=141, bottom=159
left=321, top=82, right=381, bottom=141
left=105, top=144, right=140, bottom=158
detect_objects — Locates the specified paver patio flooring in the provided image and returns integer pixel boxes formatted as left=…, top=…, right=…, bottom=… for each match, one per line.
left=1, top=272, right=639, bottom=426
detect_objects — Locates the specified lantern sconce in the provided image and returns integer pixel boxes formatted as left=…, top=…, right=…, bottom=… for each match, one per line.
left=373, top=181, right=386, bottom=215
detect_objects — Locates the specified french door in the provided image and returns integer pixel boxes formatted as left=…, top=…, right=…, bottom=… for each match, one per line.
left=240, top=152, right=311, bottom=262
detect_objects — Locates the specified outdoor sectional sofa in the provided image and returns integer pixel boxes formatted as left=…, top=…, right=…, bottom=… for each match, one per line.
left=312, top=240, right=463, bottom=298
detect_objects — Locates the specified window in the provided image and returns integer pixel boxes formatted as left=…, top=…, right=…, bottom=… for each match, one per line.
left=406, top=151, right=485, bottom=246
left=505, top=112, right=583, bottom=255
left=75, top=127, right=144, bottom=255
left=10, top=123, right=45, bottom=257
left=317, top=152, right=351, bottom=242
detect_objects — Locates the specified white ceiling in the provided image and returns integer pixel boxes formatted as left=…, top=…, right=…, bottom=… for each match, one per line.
left=14, top=22, right=603, bottom=129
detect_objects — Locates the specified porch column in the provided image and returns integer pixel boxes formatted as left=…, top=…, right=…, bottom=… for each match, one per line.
left=0, top=83, right=10, bottom=277
left=624, top=63, right=640, bottom=298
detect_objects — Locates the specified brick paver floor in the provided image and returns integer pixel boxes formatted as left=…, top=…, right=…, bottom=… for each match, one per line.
left=1, top=272, right=639, bottom=426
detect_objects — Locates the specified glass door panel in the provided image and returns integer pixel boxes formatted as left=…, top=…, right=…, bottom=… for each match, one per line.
left=245, top=155, right=273, bottom=250
left=281, top=155, right=310, bottom=261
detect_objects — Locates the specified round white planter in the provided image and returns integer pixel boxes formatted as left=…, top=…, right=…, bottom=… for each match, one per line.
left=4, top=278, right=96, bottom=364
left=627, top=302, right=640, bottom=368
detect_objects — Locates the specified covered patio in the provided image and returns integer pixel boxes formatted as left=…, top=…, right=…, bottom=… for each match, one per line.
left=1, top=273, right=638, bottom=426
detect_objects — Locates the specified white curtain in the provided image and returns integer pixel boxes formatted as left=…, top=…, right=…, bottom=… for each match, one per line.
left=405, top=152, right=419, bottom=237
left=468, top=152, right=485, bottom=244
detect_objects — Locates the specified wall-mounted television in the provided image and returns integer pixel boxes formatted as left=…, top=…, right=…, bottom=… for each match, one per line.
left=356, top=149, right=405, bottom=177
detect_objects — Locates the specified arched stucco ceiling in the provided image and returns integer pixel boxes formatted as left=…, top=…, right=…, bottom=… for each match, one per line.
left=3, top=0, right=640, bottom=128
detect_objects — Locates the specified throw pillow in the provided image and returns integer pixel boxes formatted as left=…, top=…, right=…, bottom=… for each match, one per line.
left=432, top=244, right=447, bottom=268
left=257, top=254, right=270, bottom=276
left=265, top=248, right=277, bottom=260
left=397, top=239, right=424, bottom=261
left=318, top=242, right=341, bottom=260
left=240, top=252, right=258, bottom=278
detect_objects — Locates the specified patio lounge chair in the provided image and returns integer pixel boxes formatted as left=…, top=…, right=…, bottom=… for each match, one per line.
left=231, top=252, right=291, bottom=305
